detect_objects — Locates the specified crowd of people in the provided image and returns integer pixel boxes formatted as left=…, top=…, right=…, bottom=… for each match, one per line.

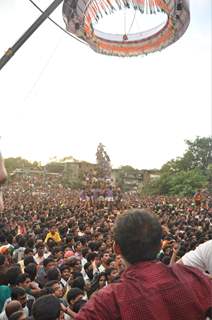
left=0, top=152, right=212, bottom=320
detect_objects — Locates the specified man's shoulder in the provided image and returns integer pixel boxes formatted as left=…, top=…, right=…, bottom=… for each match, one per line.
left=171, top=261, right=202, bottom=273
left=75, top=285, right=121, bottom=320
left=94, top=282, right=121, bottom=298
left=171, top=262, right=212, bottom=285
left=198, top=240, right=212, bottom=250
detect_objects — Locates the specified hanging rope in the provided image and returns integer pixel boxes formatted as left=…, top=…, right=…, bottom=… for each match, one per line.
left=127, top=8, right=137, bottom=35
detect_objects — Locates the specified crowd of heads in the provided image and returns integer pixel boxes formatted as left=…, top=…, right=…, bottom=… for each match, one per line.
left=0, top=172, right=212, bottom=319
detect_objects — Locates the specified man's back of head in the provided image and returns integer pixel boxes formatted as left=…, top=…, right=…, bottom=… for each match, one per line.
left=5, top=300, right=22, bottom=318
left=8, top=311, right=26, bottom=320
left=73, top=209, right=212, bottom=320
left=32, top=294, right=61, bottom=320
left=113, top=209, right=162, bottom=264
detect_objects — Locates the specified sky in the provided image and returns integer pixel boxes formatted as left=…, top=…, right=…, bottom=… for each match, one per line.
left=0, top=0, right=211, bottom=170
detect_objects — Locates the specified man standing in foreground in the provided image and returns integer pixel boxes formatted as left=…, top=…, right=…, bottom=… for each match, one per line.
left=75, top=210, right=212, bottom=320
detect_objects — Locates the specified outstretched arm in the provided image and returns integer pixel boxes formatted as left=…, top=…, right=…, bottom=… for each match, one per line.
left=169, top=242, right=180, bottom=266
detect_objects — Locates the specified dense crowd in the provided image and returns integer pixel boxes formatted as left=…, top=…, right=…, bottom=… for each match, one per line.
left=0, top=167, right=212, bottom=319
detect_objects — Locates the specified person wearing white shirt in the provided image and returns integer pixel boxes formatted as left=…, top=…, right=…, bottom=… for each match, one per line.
left=0, top=300, right=22, bottom=320
left=178, top=240, right=212, bottom=274
left=34, top=242, right=50, bottom=265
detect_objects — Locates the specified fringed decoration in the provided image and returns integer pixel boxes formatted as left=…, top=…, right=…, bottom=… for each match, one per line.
left=63, top=0, right=190, bottom=56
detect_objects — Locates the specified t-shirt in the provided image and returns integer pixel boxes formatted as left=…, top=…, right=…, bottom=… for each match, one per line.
left=75, top=261, right=212, bottom=320
left=3, top=298, right=29, bottom=317
left=0, top=286, right=11, bottom=313
left=0, top=310, right=7, bottom=320
left=44, top=232, right=61, bottom=243
left=181, top=240, right=212, bottom=274
left=13, top=247, right=25, bottom=262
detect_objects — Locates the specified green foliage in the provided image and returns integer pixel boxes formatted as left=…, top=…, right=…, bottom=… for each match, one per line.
left=207, top=163, right=212, bottom=192
left=142, top=173, right=171, bottom=196
left=144, top=136, right=212, bottom=196
left=168, top=169, right=207, bottom=196
left=143, top=169, right=207, bottom=196
left=184, top=137, right=212, bottom=170
left=4, top=157, right=39, bottom=173
left=45, top=162, right=64, bottom=173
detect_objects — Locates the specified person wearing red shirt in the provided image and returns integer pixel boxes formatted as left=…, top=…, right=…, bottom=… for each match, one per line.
left=75, top=209, right=212, bottom=320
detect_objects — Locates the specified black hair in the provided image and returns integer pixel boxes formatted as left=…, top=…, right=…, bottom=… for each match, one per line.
left=113, top=209, right=162, bottom=264
left=27, top=238, right=35, bottom=249
left=35, top=241, right=45, bottom=249
left=66, top=235, right=73, bottom=243
left=67, top=288, right=83, bottom=303
left=89, top=272, right=106, bottom=295
left=24, top=248, right=33, bottom=255
left=88, top=241, right=99, bottom=252
left=16, top=273, right=30, bottom=285
left=0, top=254, right=5, bottom=265
left=32, top=294, right=61, bottom=320
left=24, top=263, right=37, bottom=281
left=74, top=241, right=81, bottom=250
left=81, top=247, right=89, bottom=258
left=47, top=268, right=61, bottom=281
left=24, top=255, right=36, bottom=267
left=11, top=287, right=26, bottom=300
left=45, top=280, right=59, bottom=289
left=52, top=247, right=63, bottom=256
left=105, top=267, right=116, bottom=277
left=0, top=272, right=8, bottom=285
left=72, top=271, right=82, bottom=279
left=6, top=267, right=22, bottom=286
left=43, top=257, right=55, bottom=268
left=0, top=233, right=6, bottom=243
left=17, top=237, right=26, bottom=247
left=72, top=276, right=85, bottom=290
left=86, top=252, right=97, bottom=262
left=79, top=237, right=87, bottom=246
left=59, top=264, right=70, bottom=273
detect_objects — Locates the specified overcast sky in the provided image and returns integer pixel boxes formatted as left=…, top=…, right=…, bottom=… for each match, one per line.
left=0, top=0, right=211, bottom=169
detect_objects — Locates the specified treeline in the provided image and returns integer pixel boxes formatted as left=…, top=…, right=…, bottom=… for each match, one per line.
left=4, top=137, right=212, bottom=196
left=142, top=137, right=212, bottom=196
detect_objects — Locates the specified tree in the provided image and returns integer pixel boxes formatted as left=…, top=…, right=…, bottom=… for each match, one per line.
left=161, top=137, right=212, bottom=174
left=168, top=169, right=207, bottom=196
left=183, top=137, right=212, bottom=171
left=5, top=157, right=34, bottom=173
left=207, top=163, right=212, bottom=192
left=142, top=173, right=171, bottom=195
left=143, top=136, right=212, bottom=196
